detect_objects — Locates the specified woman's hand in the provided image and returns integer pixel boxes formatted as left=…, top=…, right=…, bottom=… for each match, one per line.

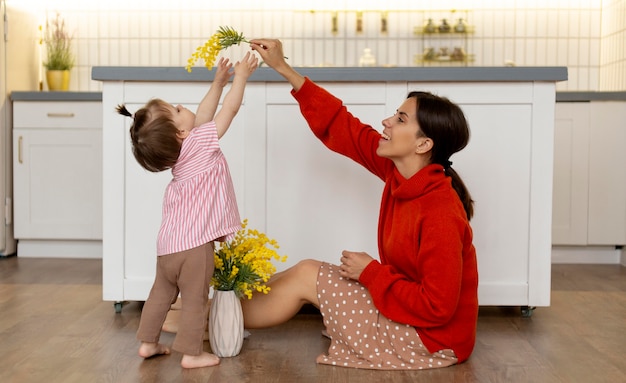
left=249, top=38, right=287, bottom=70
left=339, top=250, right=374, bottom=281
left=249, top=38, right=305, bottom=91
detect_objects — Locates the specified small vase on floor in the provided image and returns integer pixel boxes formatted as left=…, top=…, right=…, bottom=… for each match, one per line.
left=209, top=290, right=244, bottom=357
left=46, top=70, right=70, bottom=91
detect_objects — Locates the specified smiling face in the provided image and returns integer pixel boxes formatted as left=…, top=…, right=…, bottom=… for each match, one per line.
left=376, top=97, right=432, bottom=172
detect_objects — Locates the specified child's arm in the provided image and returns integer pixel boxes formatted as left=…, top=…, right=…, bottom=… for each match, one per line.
left=194, top=57, right=233, bottom=127
left=214, top=52, right=258, bottom=139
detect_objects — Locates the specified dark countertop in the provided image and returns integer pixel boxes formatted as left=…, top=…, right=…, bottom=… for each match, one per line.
left=556, top=91, right=626, bottom=102
left=11, top=66, right=626, bottom=102
left=91, top=66, right=568, bottom=82
left=11, top=91, right=102, bottom=101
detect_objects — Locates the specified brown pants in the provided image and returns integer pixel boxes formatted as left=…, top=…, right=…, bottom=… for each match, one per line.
left=136, top=243, right=214, bottom=356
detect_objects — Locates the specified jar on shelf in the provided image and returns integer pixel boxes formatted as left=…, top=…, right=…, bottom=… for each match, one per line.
left=451, top=47, right=466, bottom=61
left=454, top=18, right=467, bottom=33
left=359, top=48, right=376, bottom=67
left=423, top=47, right=436, bottom=61
left=423, top=18, right=436, bottom=33
left=438, top=19, right=451, bottom=33
left=437, top=47, right=450, bottom=61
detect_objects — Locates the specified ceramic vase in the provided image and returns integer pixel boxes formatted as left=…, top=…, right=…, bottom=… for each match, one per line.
left=209, top=290, right=244, bottom=357
left=46, top=70, right=70, bottom=91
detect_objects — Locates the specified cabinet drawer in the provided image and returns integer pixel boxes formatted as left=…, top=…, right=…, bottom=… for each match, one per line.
left=13, top=101, right=102, bottom=129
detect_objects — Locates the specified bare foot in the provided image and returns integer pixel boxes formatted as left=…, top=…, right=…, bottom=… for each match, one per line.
left=170, top=297, right=182, bottom=310
left=181, top=352, right=220, bottom=368
left=138, top=342, right=171, bottom=358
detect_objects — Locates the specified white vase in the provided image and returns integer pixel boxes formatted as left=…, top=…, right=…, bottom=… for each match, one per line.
left=209, top=290, right=244, bottom=357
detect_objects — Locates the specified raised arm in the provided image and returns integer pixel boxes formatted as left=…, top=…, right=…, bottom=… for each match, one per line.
left=194, top=57, right=233, bottom=127
left=214, top=52, right=258, bottom=138
left=249, top=39, right=304, bottom=92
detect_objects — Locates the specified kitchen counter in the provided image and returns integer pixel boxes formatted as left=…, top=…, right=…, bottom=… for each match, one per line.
left=556, top=91, right=626, bottom=102
left=92, top=66, right=568, bottom=83
left=11, top=91, right=102, bottom=101
left=97, top=71, right=562, bottom=309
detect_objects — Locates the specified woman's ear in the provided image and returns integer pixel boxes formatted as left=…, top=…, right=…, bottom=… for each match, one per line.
left=415, top=137, right=433, bottom=154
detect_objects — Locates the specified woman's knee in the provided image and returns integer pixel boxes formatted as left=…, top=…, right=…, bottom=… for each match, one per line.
left=292, top=259, right=322, bottom=278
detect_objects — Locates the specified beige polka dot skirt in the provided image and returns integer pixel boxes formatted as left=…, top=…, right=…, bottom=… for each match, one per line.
left=316, top=262, right=458, bottom=370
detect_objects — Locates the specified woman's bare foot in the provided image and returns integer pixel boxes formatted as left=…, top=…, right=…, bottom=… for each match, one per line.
left=138, top=342, right=171, bottom=358
left=170, top=297, right=182, bottom=310
left=181, top=351, right=220, bottom=368
left=162, top=309, right=209, bottom=340
left=162, top=309, right=181, bottom=333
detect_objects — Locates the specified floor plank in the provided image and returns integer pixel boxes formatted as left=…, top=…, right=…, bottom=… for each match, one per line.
left=0, top=257, right=624, bottom=383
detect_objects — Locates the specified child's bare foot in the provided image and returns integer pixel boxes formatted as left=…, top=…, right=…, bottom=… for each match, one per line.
left=138, top=342, right=170, bottom=358
left=181, top=351, right=220, bottom=368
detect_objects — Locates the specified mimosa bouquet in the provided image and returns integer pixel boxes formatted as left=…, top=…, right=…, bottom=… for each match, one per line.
left=186, top=26, right=249, bottom=72
left=212, top=220, right=287, bottom=299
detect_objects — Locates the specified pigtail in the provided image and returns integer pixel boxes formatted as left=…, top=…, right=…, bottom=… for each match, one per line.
left=115, top=104, right=133, bottom=118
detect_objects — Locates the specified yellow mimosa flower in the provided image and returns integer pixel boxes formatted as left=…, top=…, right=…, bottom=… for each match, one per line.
left=211, top=219, right=287, bottom=299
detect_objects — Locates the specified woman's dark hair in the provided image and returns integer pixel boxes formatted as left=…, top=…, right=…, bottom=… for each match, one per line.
left=116, top=99, right=181, bottom=172
left=408, top=91, right=474, bottom=220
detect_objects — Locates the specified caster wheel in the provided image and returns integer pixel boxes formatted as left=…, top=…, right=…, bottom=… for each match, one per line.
left=521, top=306, right=535, bottom=317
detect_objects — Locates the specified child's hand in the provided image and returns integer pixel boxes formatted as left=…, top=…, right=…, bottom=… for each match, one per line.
left=213, top=57, right=233, bottom=87
left=233, top=52, right=259, bottom=79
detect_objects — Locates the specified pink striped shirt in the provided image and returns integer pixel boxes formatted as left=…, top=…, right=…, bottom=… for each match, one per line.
left=156, top=121, right=241, bottom=256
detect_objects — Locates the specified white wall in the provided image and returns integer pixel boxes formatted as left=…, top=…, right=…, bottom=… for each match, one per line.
left=20, top=0, right=626, bottom=92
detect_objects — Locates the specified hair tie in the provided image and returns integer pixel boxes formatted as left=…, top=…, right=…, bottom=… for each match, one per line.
left=444, top=160, right=453, bottom=169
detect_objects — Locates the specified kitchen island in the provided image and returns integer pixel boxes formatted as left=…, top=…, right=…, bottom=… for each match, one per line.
left=94, top=66, right=567, bottom=314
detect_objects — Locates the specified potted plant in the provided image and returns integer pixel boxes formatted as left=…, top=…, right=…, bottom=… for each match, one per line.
left=43, top=12, right=74, bottom=91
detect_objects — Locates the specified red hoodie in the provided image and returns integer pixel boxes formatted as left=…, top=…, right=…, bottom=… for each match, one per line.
left=292, top=78, right=479, bottom=362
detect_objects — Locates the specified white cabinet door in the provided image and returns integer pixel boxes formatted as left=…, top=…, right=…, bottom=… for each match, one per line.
left=408, top=82, right=554, bottom=307
left=263, top=83, right=399, bottom=270
left=587, top=102, right=626, bottom=245
left=552, top=101, right=626, bottom=247
left=13, top=128, right=102, bottom=239
left=552, top=102, right=590, bottom=245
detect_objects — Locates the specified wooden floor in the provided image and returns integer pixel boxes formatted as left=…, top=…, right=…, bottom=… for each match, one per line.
left=0, top=257, right=625, bottom=383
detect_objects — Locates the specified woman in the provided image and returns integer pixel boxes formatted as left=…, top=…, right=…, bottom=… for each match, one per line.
left=239, top=39, right=479, bottom=370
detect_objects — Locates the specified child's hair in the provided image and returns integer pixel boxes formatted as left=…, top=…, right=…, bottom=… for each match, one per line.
left=116, top=99, right=181, bottom=172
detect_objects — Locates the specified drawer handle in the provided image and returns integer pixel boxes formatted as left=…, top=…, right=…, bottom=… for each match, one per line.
left=47, top=113, right=75, bottom=118
left=18, top=136, right=23, bottom=164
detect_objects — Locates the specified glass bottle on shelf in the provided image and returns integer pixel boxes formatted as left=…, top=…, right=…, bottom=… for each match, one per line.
left=359, top=48, right=376, bottom=67
left=454, top=18, right=467, bottom=33
left=438, top=19, right=451, bottom=33
left=423, top=18, right=436, bottom=33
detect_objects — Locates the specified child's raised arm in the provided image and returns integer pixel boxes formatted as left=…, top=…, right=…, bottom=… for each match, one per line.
left=194, top=57, right=233, bottom=127
left=214, top=52, right=258, bottom=138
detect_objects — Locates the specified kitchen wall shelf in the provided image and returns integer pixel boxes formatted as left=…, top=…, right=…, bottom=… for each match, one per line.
left=413, top=10, right=473, bottom=67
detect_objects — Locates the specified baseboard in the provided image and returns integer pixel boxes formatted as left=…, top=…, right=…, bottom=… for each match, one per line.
left=16, top=239, right=102, bottom=259
left=552, top=246, right=622, bottom=264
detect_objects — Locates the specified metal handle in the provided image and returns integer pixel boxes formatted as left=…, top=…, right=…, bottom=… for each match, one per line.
left=18, top=136, right=23, bottom=164
left=47, top=113, right=75, bottom=118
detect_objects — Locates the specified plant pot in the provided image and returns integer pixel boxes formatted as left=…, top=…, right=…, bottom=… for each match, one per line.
left=46, top=70, right=70, bottom=91
left=208, top=290, right=244, bottom=357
